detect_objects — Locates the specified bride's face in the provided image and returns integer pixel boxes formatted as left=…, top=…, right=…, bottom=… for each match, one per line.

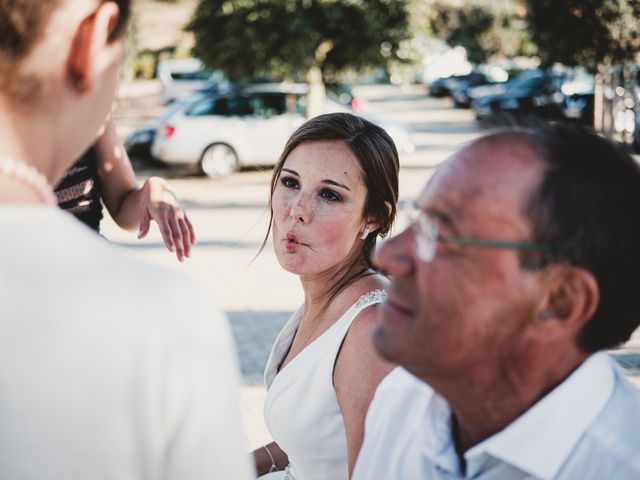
left=271, top=140, right=369, bottom=278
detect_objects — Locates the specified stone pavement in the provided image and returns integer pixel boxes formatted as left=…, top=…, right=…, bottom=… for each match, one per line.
left=229, top=311, right=290, bottom=448
left=108, top=82, right=640, bottom=452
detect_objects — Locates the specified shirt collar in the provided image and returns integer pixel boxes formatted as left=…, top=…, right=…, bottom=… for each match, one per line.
left=415, top=384, right=461, bottom=475
left=464, top=352, right=615, bottom=479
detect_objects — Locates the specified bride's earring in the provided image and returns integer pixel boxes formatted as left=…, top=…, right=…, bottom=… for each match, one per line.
left=360, top=227, right=370, bottom=240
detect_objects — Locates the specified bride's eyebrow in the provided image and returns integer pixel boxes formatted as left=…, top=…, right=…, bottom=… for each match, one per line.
left=282, top=168, right=351, bottom=191
left=322, top=179, right=350, bottom=191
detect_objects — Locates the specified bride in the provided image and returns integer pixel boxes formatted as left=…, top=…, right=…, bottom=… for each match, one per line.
left=253, top=112, right=400, bottom=479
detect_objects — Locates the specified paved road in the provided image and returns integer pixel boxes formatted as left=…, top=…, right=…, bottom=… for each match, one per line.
left=108, top=83, right=639, bottom=449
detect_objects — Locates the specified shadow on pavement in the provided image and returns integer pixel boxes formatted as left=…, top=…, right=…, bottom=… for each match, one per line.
left=180, top=200, right=269, bottom=211
left=413, top=143, right=470, bottom=152
left=366, top=94, right=431, bottom=104
left=400, top=162, right=447, bottom=171
left=114, top=239, right=263, bottom=250
left=131, top=158, right=274, bottom=182
left=412, top=123, right=480, bottom=135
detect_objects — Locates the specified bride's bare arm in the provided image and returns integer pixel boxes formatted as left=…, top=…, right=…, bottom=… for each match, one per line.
left=334, top=304, right=395, bottom=478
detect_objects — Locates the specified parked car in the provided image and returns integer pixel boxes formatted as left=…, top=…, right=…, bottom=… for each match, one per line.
left=472, top=71, right=565, bottom=121
left=151, top=83, right=415, bottom=178
left=326, top=83, right=365, bottom=111
left=124, top=125, right=157, bottom=163
left=466, top=82, right=509, bottom=105
left=124, top=100, right=190, bottom=161
left=562, top=92, right=595, bottom=125
left=429, top=72, right=485, bottom=98
left=560, top=71, right=595, bottom=125
left=427, top=76, right=454, bottom=97
left=634, top=112, right=640, bottom=153
left=429, top=66, right=509, bottom=102
left=157, top=59, right=226, bottom=104
left=450, top=69, right=509, bottom=108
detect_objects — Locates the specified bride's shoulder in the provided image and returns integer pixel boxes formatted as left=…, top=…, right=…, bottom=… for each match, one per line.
left=324, top=273, right=388, bottom=321
left=331, top=273, right=388, bottom=314
left=348, top=273, right=390, bottom=300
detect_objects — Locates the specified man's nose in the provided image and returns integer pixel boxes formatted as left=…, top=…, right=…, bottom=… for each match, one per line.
left=373, top=228, right=415, bottom=276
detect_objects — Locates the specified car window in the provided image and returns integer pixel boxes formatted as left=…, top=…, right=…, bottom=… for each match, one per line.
left=185, top=96, right=254, bottom=117
left=250, top=93, right=287, bottom=118
left=170, top=70, right=214, bottom=81
left=186, top=97, right=216, bottom=116
left=507, top=75, right=545, bottom=92
left=295, top=94, right=307, bottom=116
left=159, top=100, right=188, bottom=120
left=551, top=76, right=565, bottom=90
left=212, top=96, right=253, bottom=116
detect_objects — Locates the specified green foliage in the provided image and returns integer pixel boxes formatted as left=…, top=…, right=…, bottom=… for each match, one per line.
left=187, top=0, right=411, bottom=82
left=428, top=4, right=493, bottom=63
left=426, top=1, right=534, bottom=64
left=525, top=0, right=640, bottom=69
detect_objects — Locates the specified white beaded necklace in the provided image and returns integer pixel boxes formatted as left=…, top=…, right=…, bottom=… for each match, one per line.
left=0, top=157, right=57, bottom=205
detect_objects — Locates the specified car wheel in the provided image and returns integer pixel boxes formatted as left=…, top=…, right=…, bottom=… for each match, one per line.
left=200, top=143, right=239, bottom=178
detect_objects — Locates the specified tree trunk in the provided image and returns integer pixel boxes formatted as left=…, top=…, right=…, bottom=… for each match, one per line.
left=306, top=65, right=326, bottom=119
left=593, top=66, right=604, bottom=133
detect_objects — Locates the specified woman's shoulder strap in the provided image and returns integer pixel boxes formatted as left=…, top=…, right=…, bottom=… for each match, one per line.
left=353, top=288, right=386, bottom=310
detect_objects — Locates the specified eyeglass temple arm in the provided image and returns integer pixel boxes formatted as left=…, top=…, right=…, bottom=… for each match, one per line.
left=442, top=236, right=555, bottom=252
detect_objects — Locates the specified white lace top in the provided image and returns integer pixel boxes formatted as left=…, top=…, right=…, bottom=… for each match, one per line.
left=263, top=289, right=386, bottom=480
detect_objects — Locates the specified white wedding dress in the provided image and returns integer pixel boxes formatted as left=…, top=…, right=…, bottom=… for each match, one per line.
left=261, top=289, right=386, bottom=480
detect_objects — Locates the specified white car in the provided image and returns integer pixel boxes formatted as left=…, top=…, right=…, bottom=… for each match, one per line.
left=151, top=83, right=415, bottom=177
left=157, top=58, right=227, bottom=104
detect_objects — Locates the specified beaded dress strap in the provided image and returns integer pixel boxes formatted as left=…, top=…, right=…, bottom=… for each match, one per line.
left=354, top=289, right=386, bottom=309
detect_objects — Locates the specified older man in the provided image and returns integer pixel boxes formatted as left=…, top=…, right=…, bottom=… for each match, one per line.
left=353, top=124, right=640, bottom=479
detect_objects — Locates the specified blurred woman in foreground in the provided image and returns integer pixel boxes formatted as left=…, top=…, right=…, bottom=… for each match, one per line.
left=0, top=1, right=253, bottom=478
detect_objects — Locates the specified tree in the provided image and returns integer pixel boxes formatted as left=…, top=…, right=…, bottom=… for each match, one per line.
left=187, top=0, right=411, bottom=116
left=525, top=0, right=640, bottom=70
left=425, top=1, right=534, bottom=65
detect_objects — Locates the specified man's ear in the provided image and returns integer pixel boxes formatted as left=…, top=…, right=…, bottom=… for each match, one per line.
left=67, top=2, right=121, bottom=93
left=533, top=265, right=599, bottom=340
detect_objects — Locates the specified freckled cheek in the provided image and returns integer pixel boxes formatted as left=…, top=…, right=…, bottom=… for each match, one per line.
left=272, top=192, right=291, bottom=224
left=272, top=220, right=281, bottom=241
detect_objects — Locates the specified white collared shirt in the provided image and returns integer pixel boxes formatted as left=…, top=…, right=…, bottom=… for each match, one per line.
left=353, top=353, right=640, bottom=479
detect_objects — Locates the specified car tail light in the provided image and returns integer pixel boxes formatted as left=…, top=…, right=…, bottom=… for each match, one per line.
left=162, top=125, right=176, bottom=138
left=351, top=97, right=363, bottom=112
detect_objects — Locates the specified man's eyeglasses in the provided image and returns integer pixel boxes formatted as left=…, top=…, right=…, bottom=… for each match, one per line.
left=399, top=200, right=555, bottom=262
